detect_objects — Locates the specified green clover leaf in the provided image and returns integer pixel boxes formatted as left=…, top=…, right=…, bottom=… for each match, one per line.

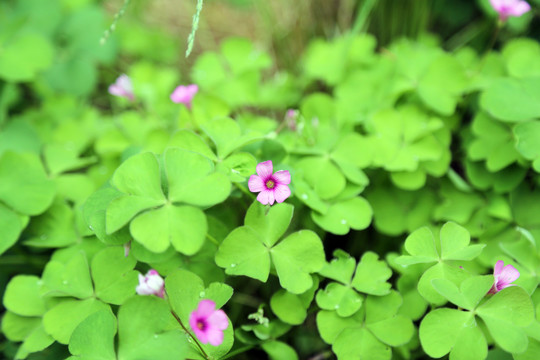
left=216, top=202, right=325, bottom=294
left=103, top=148, right=230, bottom=255
left=420, top=286, right=534, bottom=359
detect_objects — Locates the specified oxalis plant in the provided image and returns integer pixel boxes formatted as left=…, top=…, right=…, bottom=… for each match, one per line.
left=2, top=0, right=540, bottom=359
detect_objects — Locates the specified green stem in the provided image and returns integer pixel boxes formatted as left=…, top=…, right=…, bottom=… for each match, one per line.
left=101, top=0, right=131, bottom=45
left=351, top=0, right=378, bottom=35
left=206, top=233, right=219, bottom=246
left=186, top=0, right=204, bottom=58
left=221, top=345, right=254, bottom=359
left=485, top=21, right=502, bottom=55
left=170, top=309, right=210, bottom=360
left=478, top=21, right=502, bottom=71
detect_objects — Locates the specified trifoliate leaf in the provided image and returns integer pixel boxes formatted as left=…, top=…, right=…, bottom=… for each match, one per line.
left=420, top=308, right=487, bottom=360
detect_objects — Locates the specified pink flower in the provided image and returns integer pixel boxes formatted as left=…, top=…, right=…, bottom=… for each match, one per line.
left=189, top=299, right=229, bottom=346
left=248, top=160, right=291, bottom=205
left=489, top=0, right=531, bottom=21
left=170, top=84, right=198, bottom=109
left=488, top=260, right=520, bottom=294
left=136, top=269, right=164, bottom=298
left=108, top=74, right=134, bottom=101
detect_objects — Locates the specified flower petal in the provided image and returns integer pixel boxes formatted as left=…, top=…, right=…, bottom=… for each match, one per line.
left=170, top=84, right=198, bottom=105
left=268, top=190, right=275, bottom=205
left=494, top=260, right=505, bottom=276
left=117, top=74, right=133, bottom=93
left=498, top=264, right=520, bottom=286
left=248, top=175, right=265, bottom=192
left=273, top=170, right=291, bottom=185
left=256, top=160, right=273, bottom=180
left=193, top=326, right=209, bottom=344
left=274, top=184, right=291, bottom=203
left=509, top=1, right=531, bottom=16
left=208, top=309, right=229, bottom=330
left=206, top=329, right=224, bottom=346
left=257, top=190, right=271, bottom=205
left=189, top=312, right=199, bottom=331
left=196, top=299, right=216, bottom=317
left=489, top=0, right=504, bottom=11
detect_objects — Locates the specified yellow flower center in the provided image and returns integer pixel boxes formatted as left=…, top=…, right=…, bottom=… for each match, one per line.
left=266, top=180, right=275, bottom=189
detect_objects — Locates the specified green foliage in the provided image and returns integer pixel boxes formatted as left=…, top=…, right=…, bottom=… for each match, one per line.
left=117, top=296, right=189, bottom=360
left=105, top=148, right=230, bottom=255
left=2, top=3, right=540, bottom=359
left=420, top=286, right=535, bottom=359
left=216, top=202, right=325, bottom=294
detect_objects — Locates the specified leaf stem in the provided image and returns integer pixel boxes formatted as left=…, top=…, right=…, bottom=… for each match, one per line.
left=170, top=309, right=210, bottom=360
left=206, top=233, right=219, bottom=246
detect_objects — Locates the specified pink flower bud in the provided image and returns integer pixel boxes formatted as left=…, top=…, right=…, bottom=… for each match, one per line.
left=136, top=269, right=164, bottom=298
left=108, top=74, right=135, bottom=101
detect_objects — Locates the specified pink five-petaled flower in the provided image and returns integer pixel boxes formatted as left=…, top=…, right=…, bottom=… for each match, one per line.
left=135, top=269, right=164, bottom=298
left=248, top=160, right=291, bottom=205
left=489, top=0, right=531, bottom=21
left=108, top=74, right=135, bottom=101
left=488, top=260, right=520, bottom=294
left=189, top=299, right=229, bottom=346
left=170, top=84, right=198, bottom=109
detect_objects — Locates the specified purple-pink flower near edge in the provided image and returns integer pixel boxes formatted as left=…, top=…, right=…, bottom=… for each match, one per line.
left=488, top=260, right=520, bottom=294
left=189, top=299, right=229, bottom=346
left=108, top=74, right=135, bottom=101
left=135, top=269, right=165, bottom=298
left=248, top=160, right=291, bottom=205
left=490, top=0, right=531, bottom=21
left=170, top=84, right=198, bottom=109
